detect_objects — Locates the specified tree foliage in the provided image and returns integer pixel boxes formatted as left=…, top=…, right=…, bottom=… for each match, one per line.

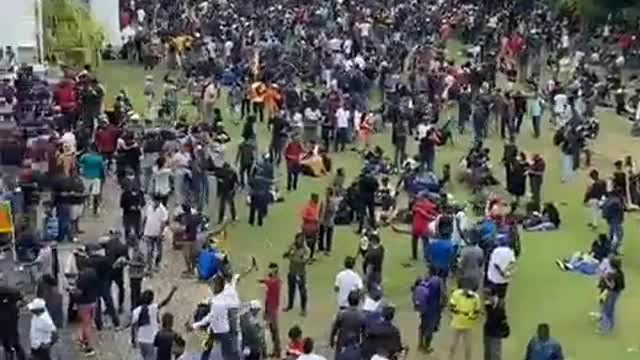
left=553, top=0, right=640, bottom=24
left=42, top=0, right=105, bottom=65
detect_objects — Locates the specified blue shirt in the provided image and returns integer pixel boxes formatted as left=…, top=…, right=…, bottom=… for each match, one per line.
left=530, top=98, right=543, bottom=117
left=79, top=152, right=104, bottom=179
left=525, top=337, right=564, bottom=360
left=425, top=238, right=455, bottom=271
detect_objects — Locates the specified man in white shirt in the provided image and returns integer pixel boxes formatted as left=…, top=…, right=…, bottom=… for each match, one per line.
left=189, top=277, right=237, bottom=360
left=334, top=256, right=363, bottom=308
left=486, top=243, right=516, bottom=299
left=335, top=106, right=351, bottom=152
left=142, top=197, right=169, bottom=272
left=28, top=298, right=57, bottom=360
left=297, top=337, right=327, bottom=360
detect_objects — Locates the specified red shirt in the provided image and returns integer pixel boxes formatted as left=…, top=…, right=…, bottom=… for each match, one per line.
left=95, top=125, right=119, bottom=153
left=263, top=276, right=281, bottom=315
left=53, top=82, right=77, bottom=112
left=286, top=340, right=304, bottom=357
left=284, top=141, right=304, bottom=168
left=412, top=199, right=438, bottom=238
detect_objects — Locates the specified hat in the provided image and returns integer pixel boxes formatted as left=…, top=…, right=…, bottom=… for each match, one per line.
left=27, top=298, right=46, bottom=311
left=249, top=300, right=262, bottom=310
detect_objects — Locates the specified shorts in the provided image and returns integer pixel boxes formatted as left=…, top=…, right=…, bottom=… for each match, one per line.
left=70, top=204, right=84, bottom=221
left=83, top=178, right=102, bottom=195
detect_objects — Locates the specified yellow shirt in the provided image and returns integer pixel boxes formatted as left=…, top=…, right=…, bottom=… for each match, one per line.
left=449, top=289, right=481, bottom=330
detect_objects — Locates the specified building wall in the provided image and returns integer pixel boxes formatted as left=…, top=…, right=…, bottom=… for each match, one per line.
left=0, top=0, right=41, bottom=63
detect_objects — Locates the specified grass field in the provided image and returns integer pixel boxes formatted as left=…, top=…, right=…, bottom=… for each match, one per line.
left=97, top=60, right=640, bottom=360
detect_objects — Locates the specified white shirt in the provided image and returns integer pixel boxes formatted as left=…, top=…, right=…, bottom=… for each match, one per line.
left=553, top=93, right=568, bottom=113
left=372, top=355, right=389, bottom=360
left=61, top=131, right=76, bottom=152
left=334, top=269, right=363, bottom=307
left=143, top=204, right=169, bottom=237
left=336, top=108, right=350, bottom=128
left=137, top=8, right=146, bottom=23
left=219, top=274, right=241, bottom=308
left=298, top=353, right=327, bottom=360
left=152, top=167, right=172, bottom=196
left=30, top=311, right=56, bottom=349
left=172, top=151, right=191, bottom=168
left=194, top=293, right=231, bottom=334
left=416, top=123, right=429, bottom=140
left=132, top=303, right=160, bottom=344
left=487, top=246, right=516, bottom=284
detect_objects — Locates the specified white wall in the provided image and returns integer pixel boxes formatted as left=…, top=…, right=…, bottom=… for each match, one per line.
left=89, top=0, right=121, bottom=47
left=0, top=0, right=41, bottom=63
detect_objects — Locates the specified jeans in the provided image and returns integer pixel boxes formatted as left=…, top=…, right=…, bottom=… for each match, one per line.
left=483, top=335, right=502, bottom=360
left=287, top=167, right=299, bottom=191
left=560, top=153, right=574, bottom=183
left=599, top=290, right=620, bottom=334
left=174, top=168, right=189, bottom=205
left=30, top=347, right=51, bottom=360
left=422, top=151, right=435, bottom=172
left=144, top=236, right=163, bottom=270
left=286, top=273, right=307, bottom=311
left=357, top=200, right=376, bottom=233
left=122, top=213, right=141, bottom=239
left=529, top=175, right=542, bottom=207
left=239, top=164, right=253, bottom=187
left=218, top=192, right=237, bottom=223
left=531, top=115, right=541, bottom=138
left=111, top=270, right=125, bottom=311
left=394, top=141, right=406, bottom=169
left=270, top=138, right=285, bottom=166
left=194, top=174, right=210, bottom=212
left=202, top=332, right=238, bottom=360
left=335, top=128, right=348, bottom=152
left=138, top=342, right=155, bottom=360
left=318, top=225, right=334, bottom=252
left=608, top=222, right=624, bottom=251
left=95, top=282, right=120, bottom=329
left=142, top=166, right=153, bottom=193
left=249, top=194, right=268, bottom=226
left=130, top=277, right=142, bottom=310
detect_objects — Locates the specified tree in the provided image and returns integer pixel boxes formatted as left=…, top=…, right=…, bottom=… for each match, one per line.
left=42, top=0, right=105, bottom=66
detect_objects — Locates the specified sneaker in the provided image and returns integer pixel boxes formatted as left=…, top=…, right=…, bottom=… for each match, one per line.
left=84, top=348, right=96, bottom=357
left=283, top=307, right=292, bottom=312
left=555, top=259, right=567, bottom=271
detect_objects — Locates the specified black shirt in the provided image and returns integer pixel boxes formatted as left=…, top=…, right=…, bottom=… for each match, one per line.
left=121, top=189, right=145, bottom=216
left=218, top=168, right=239, bottom=195
left=0, top=286, right=22, bottom=327
left=484, top=302, right=509, bottom=338
left=154, top=329, right=178, bottom=360
left=584, top=179, right=607, bottom=202
left=75, top=268, right=99, bottom=305
left=608, top=270, right=625, bottom=292
left=364, top=244, right=385, bottom=273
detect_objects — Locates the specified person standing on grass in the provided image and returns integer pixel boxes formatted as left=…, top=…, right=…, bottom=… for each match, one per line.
left=457, top=237, right=484, bottom=292
left=448, top=284, right=482, bottom=360
left=142, top=196, right=169, bottom=273
left=236, top=136, right=257, bottom=188
left=217, top=162, right=239, bottom=224
left=301, top=193, right=321, bottom=260
left=241, top=300, right=268, bottom=360
left=524, top=323, right=564, bottom=360
left=486, top=240, right=516, bottom=299
left=259, top=263, right=282, bottom=358
left=528, top=154, right=545, bottom=209
left=391, top=118, right=408, bottom=170
left=601, top=188, right=625, bottom=253
left=285, top=135, right=304, bottom=191
left=412, top=269, right=444, bottom=354
left=334, top=257, right=363, bottom=309
left=283, top=234, right=309, bottom=317
left=319, top=187, right=339, bottom=255
left=584, top=169, right=607, bottom=229
left=483, top=288, right=509, bottom=360
left=599, top=257, right=625, bottom=334
left=73, top=261, right=98, bottom=356
left=131, top=287, right=177, bottom=360
left=330, top=291, right=365, bottom=359
left=425, top=215, right=456, bottom=281
left=529, top=92, right=544, bottom=138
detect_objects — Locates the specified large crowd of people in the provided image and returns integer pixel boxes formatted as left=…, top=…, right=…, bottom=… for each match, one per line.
left=0, top=0, right=639, bottom=359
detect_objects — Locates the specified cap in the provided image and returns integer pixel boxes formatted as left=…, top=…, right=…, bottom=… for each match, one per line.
left=27, top=298, right=46, bottom=311
left=249, top=300, right=262, bottom=310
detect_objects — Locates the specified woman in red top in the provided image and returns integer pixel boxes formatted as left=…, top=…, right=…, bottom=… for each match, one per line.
left=358, top=112, right=374, bottom=152
left=284, top=137, right=305, bottom=191
left=285, top=325, right=304, bottom=360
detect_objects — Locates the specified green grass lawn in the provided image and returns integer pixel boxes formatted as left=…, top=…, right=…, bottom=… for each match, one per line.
left=97, top=61, right=640, bottom=360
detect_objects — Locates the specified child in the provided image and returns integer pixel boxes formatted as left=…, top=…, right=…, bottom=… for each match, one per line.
left=154, top=312, right=179, bottom=360
left=173, top=336, right=187, bottom=360
left=143, top=75, right=155, bottom=119
left=285, top=325, right=304, bottom=360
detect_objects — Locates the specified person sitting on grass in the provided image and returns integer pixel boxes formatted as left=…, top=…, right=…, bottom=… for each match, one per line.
left=522, top=202, right=561, bottom=231
left=555, top=234, right=612, bottom=275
